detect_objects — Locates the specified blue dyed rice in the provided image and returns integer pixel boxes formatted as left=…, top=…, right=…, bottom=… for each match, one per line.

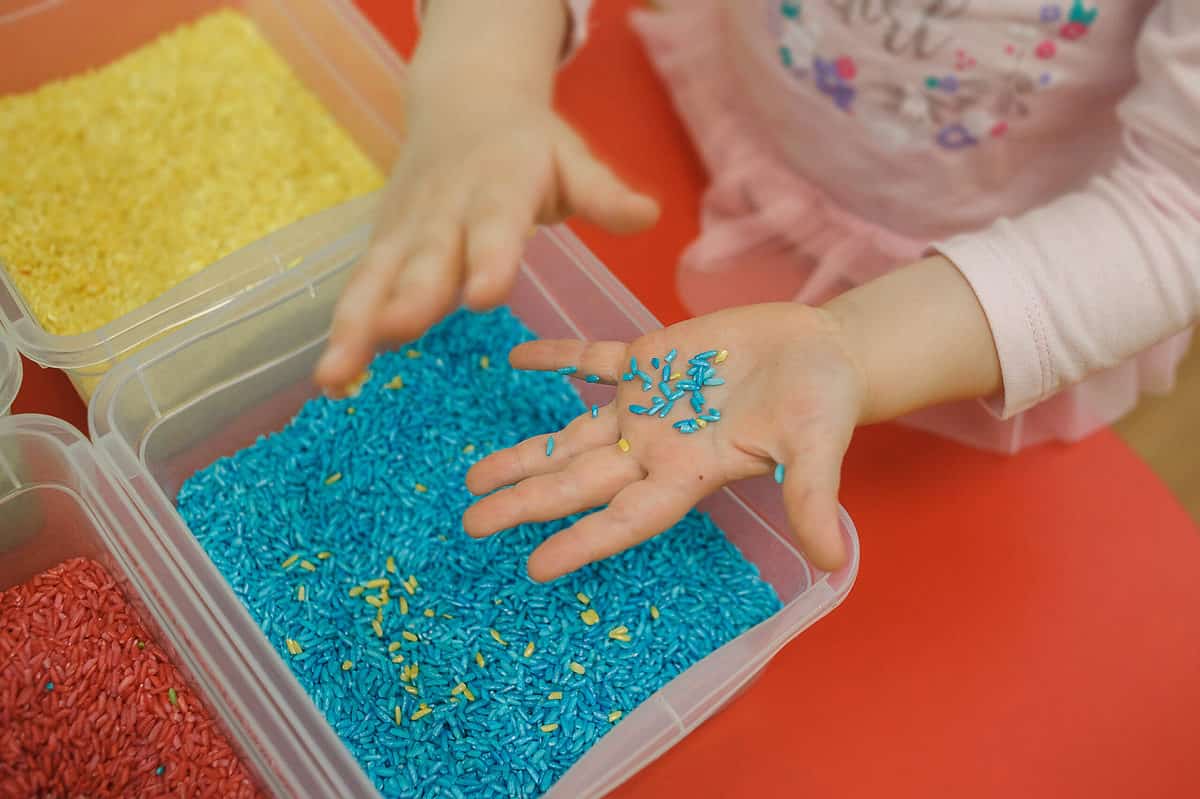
left=176, top=307, right=783, bottom=798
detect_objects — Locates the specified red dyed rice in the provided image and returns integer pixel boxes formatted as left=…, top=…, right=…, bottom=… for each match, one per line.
left=0, top=557, right=263, bottom=798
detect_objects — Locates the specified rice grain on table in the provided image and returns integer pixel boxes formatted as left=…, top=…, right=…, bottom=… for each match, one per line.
left=0, top=557, right=263, bottom=798
left=177, top=307, right=783, bottom=798
left=0, top=9, right=383, bottom=335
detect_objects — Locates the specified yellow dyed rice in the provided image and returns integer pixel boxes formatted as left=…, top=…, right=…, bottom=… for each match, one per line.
left=0, top=10, right=383, bottom=335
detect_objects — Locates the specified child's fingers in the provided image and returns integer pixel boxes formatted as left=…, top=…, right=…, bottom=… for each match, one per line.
left=374, top=220, right=465, bottom=343
left=466, top=405, right=619, bottom=495
left=526, top=473, right=711, bottom=582
left=462, top=215, right=525, bottom=311
left=462, top=185, right=537, bottom=311
left=557, top=133, right=659, bottom=235
left=508, top=340, right=628, bottom=384
left=315, top=232, right=408, bottom=393
left=776, top=445, right=848, bottom=573
left=463, top=447, right=644, bottom=538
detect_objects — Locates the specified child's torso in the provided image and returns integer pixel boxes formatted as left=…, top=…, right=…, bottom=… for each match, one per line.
left=723, top=0, right=1154, bottom=237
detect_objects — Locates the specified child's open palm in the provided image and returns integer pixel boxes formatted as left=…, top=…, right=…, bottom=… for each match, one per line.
left=464, top=303, right=863, bottom=581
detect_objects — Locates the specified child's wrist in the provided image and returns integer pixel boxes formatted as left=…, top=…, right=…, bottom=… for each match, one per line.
left=821, top=255, right=1003, bottom=425
left=804, top=303, right=876, bottom=427
left=410, top=0, right=564, bottom=107
left=409, top=54, right=553, bottom=111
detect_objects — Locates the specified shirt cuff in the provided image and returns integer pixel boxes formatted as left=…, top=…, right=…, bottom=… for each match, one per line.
left=931, top=228, right=1055, bottom=419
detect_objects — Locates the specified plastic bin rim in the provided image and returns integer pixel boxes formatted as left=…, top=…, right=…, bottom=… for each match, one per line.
left=0, top=336, right=21, bottom=415
left=0, top=412, right=84, bottom=448
left=85, top=224, right=647, bottom=431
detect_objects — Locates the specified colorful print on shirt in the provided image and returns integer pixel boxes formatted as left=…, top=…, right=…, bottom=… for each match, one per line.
left=769, top=0, right=1100, bottom=151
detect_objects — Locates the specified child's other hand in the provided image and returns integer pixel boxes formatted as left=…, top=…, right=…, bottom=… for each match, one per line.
left=314, top=92, right=659, bottom=395
left=463, top=303, right=864, bottom=581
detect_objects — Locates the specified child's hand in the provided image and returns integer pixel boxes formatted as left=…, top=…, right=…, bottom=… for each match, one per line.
left=314, top=93, right=659, bottom=395
left=463, top=303, right=864, bottom=581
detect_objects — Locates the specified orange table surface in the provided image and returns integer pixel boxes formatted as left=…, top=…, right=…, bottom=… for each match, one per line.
left=14, top=2, right=1200, bottom=797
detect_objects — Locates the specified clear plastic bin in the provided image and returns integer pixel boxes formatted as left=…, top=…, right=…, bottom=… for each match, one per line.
left=89, top=216, right=860, bottom=798
left=0, top=413, right=290, bottom=795
left=0, top=0, right=404, bottom=400
left=0, top=333, right=22, bottom=415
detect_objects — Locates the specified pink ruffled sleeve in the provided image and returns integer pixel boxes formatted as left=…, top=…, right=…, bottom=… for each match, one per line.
left=934, top=0, right=1200, bottom=418
left=414, top=1, right=592, bottom=61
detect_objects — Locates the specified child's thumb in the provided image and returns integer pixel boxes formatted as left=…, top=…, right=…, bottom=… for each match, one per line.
left=776, top=444, right=849, bottom=573
left=556, top=136, right=659, bottom=234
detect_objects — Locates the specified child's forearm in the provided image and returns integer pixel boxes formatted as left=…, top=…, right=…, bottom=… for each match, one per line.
left=411, top=1, right=567, bottom=105
left=823, top=255, right=1002, bottom=426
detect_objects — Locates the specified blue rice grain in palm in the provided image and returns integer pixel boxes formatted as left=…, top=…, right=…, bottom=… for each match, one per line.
left=177, top=307, right=782, bottom=798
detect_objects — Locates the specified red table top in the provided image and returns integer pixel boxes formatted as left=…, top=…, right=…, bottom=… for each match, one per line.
left=18, top=2, right=1200, bottom=796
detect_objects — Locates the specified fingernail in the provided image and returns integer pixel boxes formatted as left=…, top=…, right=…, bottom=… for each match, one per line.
left=316, top=343, right=344, bottom=378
